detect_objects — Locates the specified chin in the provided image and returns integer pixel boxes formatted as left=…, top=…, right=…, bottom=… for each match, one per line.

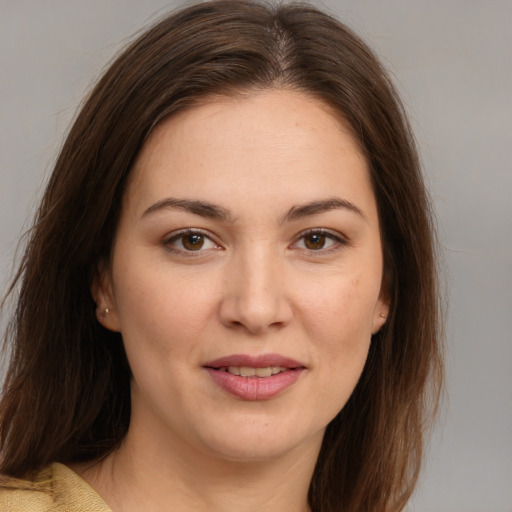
left=195, top=420, right=324, bottom=464
left=206, top=440, right=301, bottom=463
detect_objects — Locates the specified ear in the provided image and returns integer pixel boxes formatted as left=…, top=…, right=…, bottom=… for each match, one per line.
left=371, top=283, right=391, bottom=335
left=91, top=260, right=121, bottom=332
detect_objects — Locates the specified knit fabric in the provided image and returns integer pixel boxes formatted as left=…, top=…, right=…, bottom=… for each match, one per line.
left=0, top=462, right=111, bottom=511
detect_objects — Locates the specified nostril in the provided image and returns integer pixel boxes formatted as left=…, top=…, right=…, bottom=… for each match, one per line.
left=218, top=277, right=293, bottom=333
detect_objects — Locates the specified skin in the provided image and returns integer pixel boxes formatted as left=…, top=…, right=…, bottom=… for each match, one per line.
left=82, top=89, right=389, bottom=512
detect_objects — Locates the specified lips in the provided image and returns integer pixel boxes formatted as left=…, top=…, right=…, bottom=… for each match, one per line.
left=203, top=354, right=305, bottom=400
left=217, top=366, right=288, bottom=377
left=204, top=353, right=304, bottom=369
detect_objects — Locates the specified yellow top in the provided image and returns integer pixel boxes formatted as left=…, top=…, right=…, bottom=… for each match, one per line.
left=0, top=462, right=111, bottom=511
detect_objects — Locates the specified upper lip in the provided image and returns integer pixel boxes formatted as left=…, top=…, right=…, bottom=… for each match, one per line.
left=204, top=353, right=305, bottom=369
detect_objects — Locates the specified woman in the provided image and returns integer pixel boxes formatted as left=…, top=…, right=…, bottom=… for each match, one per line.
left=0, top=1, right=443, bottom=511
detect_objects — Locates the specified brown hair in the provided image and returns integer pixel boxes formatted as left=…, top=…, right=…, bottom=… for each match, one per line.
left=0, top=1, right=443, bottom=510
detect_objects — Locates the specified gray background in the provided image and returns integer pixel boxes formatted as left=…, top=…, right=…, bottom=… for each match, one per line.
left=1, top=1, right=511, bottom=510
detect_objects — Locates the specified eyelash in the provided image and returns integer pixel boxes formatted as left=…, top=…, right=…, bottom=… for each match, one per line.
left=292, top=229, right=348, bottom=254
left=163, top=228, right=221, bottom=255
left=163, top=228, right=347, bottom=255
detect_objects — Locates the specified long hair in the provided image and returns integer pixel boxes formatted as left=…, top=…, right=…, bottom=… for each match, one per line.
left=0, top=1, right=443, bottom=510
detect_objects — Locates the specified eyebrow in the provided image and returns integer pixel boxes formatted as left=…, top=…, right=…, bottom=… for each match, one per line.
left=141, top=198, right=232, bottom=221
left=141, top=196, right=364, bottom=223
left=282, top=197, right=365, bottom=223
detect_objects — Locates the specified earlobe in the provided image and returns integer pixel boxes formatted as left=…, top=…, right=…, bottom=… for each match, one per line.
left=91, top=262, right=121, bottom=332
left=95, top=304, right=120, bottom=332
left=372, top=303, right=390, bottom=335
left=372, top=282, right=391, bottom=335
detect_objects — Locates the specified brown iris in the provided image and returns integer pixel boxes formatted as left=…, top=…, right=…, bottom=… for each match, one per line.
left=182, top=233, right=205, bottom=250
left=304, top=233, right=327, bottom=250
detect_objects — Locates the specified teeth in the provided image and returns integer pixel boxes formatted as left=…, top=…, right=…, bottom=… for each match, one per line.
left=255, top=367, right=272, bottom=377
left=223, top=366, right=288, bottom=377
left=240, top=366, right=256, bottom=377
left=227, top=366, right=240, bottom=376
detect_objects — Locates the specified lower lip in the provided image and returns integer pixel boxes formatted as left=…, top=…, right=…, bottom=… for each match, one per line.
left=205, top=368, right=304, bottom=400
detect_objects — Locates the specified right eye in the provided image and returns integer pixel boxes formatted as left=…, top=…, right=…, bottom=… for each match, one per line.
left=165, top=229, right=220, bottom=253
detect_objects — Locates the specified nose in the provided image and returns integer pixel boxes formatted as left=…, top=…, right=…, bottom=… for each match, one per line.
left=219, top=245, right=293, bottom=334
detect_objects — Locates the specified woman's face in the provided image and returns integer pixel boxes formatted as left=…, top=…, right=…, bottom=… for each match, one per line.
left=96, top=89, right=389, bottom=463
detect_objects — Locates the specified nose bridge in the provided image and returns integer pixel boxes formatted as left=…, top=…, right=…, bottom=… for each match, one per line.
left=220, top=241, right=291, bottom=333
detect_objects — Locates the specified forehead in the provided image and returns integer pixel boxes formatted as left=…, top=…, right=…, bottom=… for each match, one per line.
left=124, top=89, right=375, bottom=219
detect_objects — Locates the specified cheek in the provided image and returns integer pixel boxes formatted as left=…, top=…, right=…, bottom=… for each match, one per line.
left=113, top=268, right=220, bottom=413
left=296, top=272, right=378, bottom=386
left=112, top=261, right=219, bottom=362
left=298, top=273, right=380, bottom=344
left=292, top=275, right=376, bottom=425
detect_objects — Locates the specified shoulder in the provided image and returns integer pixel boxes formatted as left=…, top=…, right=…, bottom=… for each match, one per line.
left=0, top=464, right=53, bottom=512
left=0, top=463, right=111, bottom=512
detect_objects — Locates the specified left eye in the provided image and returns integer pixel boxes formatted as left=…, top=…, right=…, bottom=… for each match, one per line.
left=166, top=231, right=218, bottom=252
left=293, top=231, right=342, bottom=251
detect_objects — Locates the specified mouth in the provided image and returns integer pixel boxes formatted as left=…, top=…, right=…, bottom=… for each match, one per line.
left=204, top=353, right=304, bottom=370
left=203, top=354, right=305, bottom=400
left=214, top=366, right=291, bottom=377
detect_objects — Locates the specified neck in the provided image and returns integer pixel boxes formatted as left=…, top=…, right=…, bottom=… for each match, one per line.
left=76, top=425, right=321, bottom=512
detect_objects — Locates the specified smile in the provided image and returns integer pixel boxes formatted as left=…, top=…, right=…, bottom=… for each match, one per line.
left=204, top=354, right=305, bottom=400
left=217, top=366, right=289, bottom=377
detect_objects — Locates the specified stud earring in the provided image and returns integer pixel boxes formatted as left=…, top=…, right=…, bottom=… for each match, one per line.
left=379, top=312, right=387, bottom=318
left=104, top=308, right=110, bottom=315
